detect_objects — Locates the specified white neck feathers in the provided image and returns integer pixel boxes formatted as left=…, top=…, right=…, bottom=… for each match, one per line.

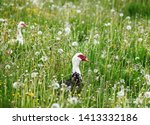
left=72, top=56, right=81, bottom=75
left=17, top=27, right=23, bottom=45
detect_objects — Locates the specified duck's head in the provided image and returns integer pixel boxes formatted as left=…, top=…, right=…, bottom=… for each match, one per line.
left=72, top=53, right=88, bottom=78
left=18, top=21, right=27, bottom=28
left=72, top=53, right=88, bottom=64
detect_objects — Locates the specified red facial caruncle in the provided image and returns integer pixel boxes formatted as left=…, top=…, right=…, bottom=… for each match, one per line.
left=77, top=54, right=88, bottom=61
left=21, top=23, right=27, bottom=27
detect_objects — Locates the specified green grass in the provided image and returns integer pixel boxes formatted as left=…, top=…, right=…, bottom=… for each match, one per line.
left=0, top=0, right=150, bottom=108
left=123, top=0, right=150, bottom=18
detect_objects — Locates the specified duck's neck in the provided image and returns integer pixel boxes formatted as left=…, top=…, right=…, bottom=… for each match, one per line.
left=17, top=27, right=23, bottom=44
left=72, top=60, right=81, bottom=75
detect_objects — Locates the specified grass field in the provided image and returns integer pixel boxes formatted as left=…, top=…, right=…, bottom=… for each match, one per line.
left=0, top=0, right=150, bottom=108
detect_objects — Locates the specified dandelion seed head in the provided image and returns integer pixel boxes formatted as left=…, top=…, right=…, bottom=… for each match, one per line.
left=115, top=55, right=119, bottom=60
left=110, top=9, right=115, bottom=13
left=13, top=82, right=21, bottom=89
left=5, top=64, right=11, bottom=69
left=138, top=38, right=143, bottom=42
left=68, top=96, right=78, bottom=104
left=31, top=72, right=38, bottom=78
left=95, top=76, right=99, bottom=81
left=104, top=22, right=111, bottom=27
left=126, top=25, right=132, bottom=30
left=94, top=69, right=99, bottom=73
left=140, top=29, right=145, bottom=34
left=41, top=56, right=48, bottom=62
left=117, top=89, right=124, bottom=98
left=81, top=21, right=85, bottom=24
left=88, top=68, right=92, bottom=75
left=76, top=9, right=81, bottom=13
left=93, top=34, right=99, bottom=39
left=101, top=50, right=107, bottom=59
left=51, top=103, right=60, bottom=108
left=38, top=31, right=43, bottom=35
left=35, top=51, right=40, bottom=56
left=0, top=18, right=6, bottom=22
left=120, top=79, right=125, bottom=84
left=52, top=80, right=60, bottom=89
left=64, top=23, right=71, bottom=35
left=72, top=41, right=78, bottom=46
left=144, top=92, right=150, bottom=98
left=126, top=16, right=131, bottom=20
left=144, top=74, right=150, bottom=85
left=107, top=64, right=111, bottom=68
left=38, top=63, right=43, bottom=68
left=119, top=13, right=124, bottom=17
left=58, top=31, right=62, bottom=35
left=58, top=48, right=64, bottom=54
left=93, top=39, right=99, bottom=45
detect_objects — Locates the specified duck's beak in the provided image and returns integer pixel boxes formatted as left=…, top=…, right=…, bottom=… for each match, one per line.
left=85, top=57, right=89, bottom=62
left=23, top=24, right=27, bottom=27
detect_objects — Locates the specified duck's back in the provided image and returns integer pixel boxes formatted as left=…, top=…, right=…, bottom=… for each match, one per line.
left=65, top=72, right=82, bottom=92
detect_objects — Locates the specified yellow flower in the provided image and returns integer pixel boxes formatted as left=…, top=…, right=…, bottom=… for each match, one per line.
left=26, top=92, right=34, bottom=97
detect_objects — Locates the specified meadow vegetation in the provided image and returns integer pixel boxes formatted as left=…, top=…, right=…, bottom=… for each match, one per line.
left=0, top=0, right=150, bottom=108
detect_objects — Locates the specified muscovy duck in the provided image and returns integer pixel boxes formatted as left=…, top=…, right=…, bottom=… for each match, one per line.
left=17, top=21, right=27, bottom=45
left=64, top=53, right=88, bottom=92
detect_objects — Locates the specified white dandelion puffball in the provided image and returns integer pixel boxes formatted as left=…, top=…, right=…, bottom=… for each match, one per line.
left=94, top=69, right=99, bottom=73
left=119, top=13, right=124, bottom=17
left=68, top=96, right=78, bottom=104
left=111, top=9, right=115, bottom=13
left=126, top=16, right=131, bottom=20
left=38, top=63, right=43, bottom=68
left=13, top=82, right=20, bottom=89
left=0, top=18, right=6, bottom=22
left=58, top=48, right=64, bottom=54
left=64, top=23, right=71, bottom=35
left=126, top=25, right=132, bottom=30
left=144, top=74, right=150, bottom=85
left=35, top=51, right=40, bottom=56
left=58, top=31, right=62, bottom=35
left=31, top=72, right=38, bottom=78
left=40, top=56, right=48, bottom=62
left=93, top=39, right=99, bottom=45
left=56, top=37, right=60, bottom=41
left=65, top=27, right=71, bottom=34
left=104, top=22, right=111, bottom=27
left=107, top=64, right=112, bottom=68
left=88, top=68, right=92, bottom=75
left=94, top=34, right=100, bottom=39
left=117, top=89, right=124, bottom=98
left=144, top=92, right=150, bottom=98
left=120, top=79, right=125, bottom=84
left=72, top=41, right=78, bottom=47
left=76, top=9, right=81, bottom=13
left=51, top=103, right=60, bottom=108
left=134, top=97, right=143, bottom=104
left=138, top=38, right=143, bottom=42
left=38, top=31, right=43, bottom=35
left=5, top=65, right=11, bottom=69
left=115, top=55, right=119, bottom=60
left=52, top=80, right=60, bottom=89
